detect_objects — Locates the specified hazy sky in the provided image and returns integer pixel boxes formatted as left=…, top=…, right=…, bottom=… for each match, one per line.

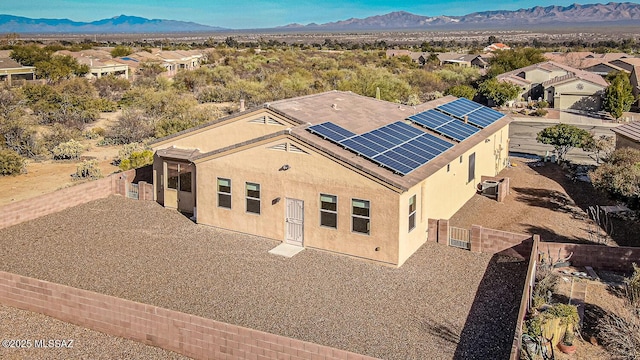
left=5, top=1, right=601, bottom=29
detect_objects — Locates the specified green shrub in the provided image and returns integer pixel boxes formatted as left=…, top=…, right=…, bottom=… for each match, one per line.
left=52, top=139, right=84, bottom=160
left=73, top=160, right=101, bottom=180
left=544, top=303, right=580, bottom=328
left=0, top=149, right=25, bottom=176
left=119, top=150, right=153, bottom=171
left=114, top=142, right=146, bottom=165
left=532, top=108, right=548, bottom=117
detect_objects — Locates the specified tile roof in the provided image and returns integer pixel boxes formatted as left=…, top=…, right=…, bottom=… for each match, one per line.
left=612, top=122, right=640, bottom=143
left=156, top=147, right=202, bottom=160
left=498, top=61, right=608, bottom=88
left=0, top=57, right=32, bottom=70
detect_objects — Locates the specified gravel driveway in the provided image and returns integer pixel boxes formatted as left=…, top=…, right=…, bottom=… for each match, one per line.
left=0, top=196, right=527, bottom=359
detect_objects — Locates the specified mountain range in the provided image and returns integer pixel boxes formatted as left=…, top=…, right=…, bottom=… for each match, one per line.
left=2, top=2, right=640, bottom=33
left=0, top=14, right=225, bottom=33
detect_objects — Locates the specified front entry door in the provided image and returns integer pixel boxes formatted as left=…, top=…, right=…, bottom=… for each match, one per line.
left=285, top=198, right=304, bottom=246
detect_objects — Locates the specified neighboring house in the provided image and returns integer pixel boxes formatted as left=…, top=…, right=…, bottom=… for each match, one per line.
left=150, top=91, right=511, bottom=267
left=437, top=53, right=488, bottom=68
left=386, top=50, right=430, bottom=65
left=55, top=50, right=129, bottom=79
left=580, top=59, right=625, bottom=76
left=609, top=58, right=640, bottom=73
left=155, top=50, right=203, bottom=77
left=483, top=43, right=511, bottom=52
left=0, top=57, right=35, bottom=85
left=121, top=50, right=203, bottom=78
left=545, top=51, right=638, bottom=76
left=611, top=121, right=640, bottom=150
left=497, top=61, right=608, bottom=111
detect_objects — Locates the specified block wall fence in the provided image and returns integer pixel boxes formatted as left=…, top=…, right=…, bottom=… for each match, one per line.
left=0, top=271, right=379, bottom=360
left=0, top=169, right=152, bottom=231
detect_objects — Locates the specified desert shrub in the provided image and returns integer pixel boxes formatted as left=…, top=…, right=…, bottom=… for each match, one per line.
left=52, top=139, right=84, bottom=160
left=42, top=124, right=82, bottom=152
left=0, top=149, right=25, bottom=176
left=119, top=150, right=153, bottom=171
left=543, top=303, right=580, bottom=328
left=0, top=117, right=41, bottom=158
left=83, top=127, right=105, bottom=139
left=114, top=142, right=146, bottom=166
left=106, top=109, right=154, bottom=144
left=598, top=306, right=640, bottom=360
left=73, top=160, right=101, bottom=180
left=531, top=108, right=548, bottom=117
left=536, top=100, right=549, bottom=108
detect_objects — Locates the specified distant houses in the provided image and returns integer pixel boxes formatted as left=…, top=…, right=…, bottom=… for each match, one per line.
left=0, top=57, right=35, bottom=85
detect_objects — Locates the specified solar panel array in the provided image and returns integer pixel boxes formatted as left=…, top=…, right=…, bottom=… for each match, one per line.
left=435, top=98, right=505, bottom=129
left=408, top=109, right=480, bottom=142
left=306, top=98, right=503, bottom=175
left=307, top=121, right=453, bottom=175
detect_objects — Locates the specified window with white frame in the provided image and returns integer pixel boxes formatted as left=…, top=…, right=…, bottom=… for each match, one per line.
left=408, top=195, right=416, bottom=232
left=217, top=178, right=231, bottom=209
left=352, top=199, right=370, bottom=235
left=320, top=194, right=337, bottom=228
left=246, top=182, right=261, bottom=214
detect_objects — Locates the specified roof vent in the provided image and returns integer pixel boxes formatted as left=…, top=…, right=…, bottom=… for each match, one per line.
left=331, top=103, right=338, bottom=110
left=464, top=115, right=469, bottom=124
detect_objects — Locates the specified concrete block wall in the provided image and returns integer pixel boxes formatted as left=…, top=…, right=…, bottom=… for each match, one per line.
left=437, top=219, right=449, bottom=244
left=539, top=242, right=640, bottom=272
left=475, top=226, right=532, bottom=258
left=0, top=271, right=380, bottom=360
left=0, top=167, right=154, bottom=231
left=139, top=181, right=154, bottom=201
left=0, top=176, right=115, bottom=230
left=427, top=219, right=438, bottom=243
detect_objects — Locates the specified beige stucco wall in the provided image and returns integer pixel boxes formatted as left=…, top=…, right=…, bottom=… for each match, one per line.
left=396, top=123, right=511, bottom=265
left=553, top=80, right=604, bottom=111
left=151, top=110, right=296, bottom=153
left=195, top=136, right=402, bottom=265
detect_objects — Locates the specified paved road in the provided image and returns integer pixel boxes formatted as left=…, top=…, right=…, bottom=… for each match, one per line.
left=509, top=117, right=619, bottom=164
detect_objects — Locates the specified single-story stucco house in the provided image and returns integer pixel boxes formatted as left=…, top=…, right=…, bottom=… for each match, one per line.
left=150, top=91, right=511, bottom=266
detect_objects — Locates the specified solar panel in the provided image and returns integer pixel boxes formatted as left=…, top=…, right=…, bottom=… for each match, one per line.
left=307, top=122, right=356, bottom=142
left=372, top=154, right=414, bottom=175
left=437, top=98, right=482, bottom=117
left=361, top=132, right=401, bottom=150
left=466, top=107, right=505, bottom=128
left=437, top=121, right=481, bottom=142
left=408, top=110, right=452, bottom=130
left=323, top=122, right=357, bottom=139
left=340, top=138, right=381, bottom=158
left=307, top=121, right=456, bottom=176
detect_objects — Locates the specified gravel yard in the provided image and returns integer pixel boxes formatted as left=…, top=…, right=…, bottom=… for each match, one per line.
left=0, top=196, right=527, bottom=360
left=0, top=304, right=189, bottom=360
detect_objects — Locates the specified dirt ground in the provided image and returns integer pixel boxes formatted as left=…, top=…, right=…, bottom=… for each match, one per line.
left=450, top=157, right=640, bottom=247
left=549, top=269, right=631, bottom=360
left=0, top=112, right=121, bottom=206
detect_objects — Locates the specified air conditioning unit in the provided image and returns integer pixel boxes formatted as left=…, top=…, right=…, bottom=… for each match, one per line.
left=481, top=180, right=500, bottom=198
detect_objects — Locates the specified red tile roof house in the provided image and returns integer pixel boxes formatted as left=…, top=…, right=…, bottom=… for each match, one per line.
left=150, top=91, right=512, bottom=267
